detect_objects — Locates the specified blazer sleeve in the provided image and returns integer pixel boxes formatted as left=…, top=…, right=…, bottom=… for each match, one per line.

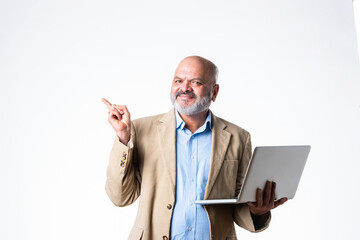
left=232, top=133, right=271, bottom=232
left=105, top=122, right=141, bottom=207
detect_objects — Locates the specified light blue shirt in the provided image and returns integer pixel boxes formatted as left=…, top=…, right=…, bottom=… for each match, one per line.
left=170, top=110, right=212, bottom=240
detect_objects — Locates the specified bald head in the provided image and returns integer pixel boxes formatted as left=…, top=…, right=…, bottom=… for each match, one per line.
left=176, top=56, right=218, bottom=85
left=170, top=56, right=220, bottom=116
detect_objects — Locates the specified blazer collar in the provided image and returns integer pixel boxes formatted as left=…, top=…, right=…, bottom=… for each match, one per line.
left=204, top=111, right=231, bottom=199
left=157, top=109, right=177, bottom=194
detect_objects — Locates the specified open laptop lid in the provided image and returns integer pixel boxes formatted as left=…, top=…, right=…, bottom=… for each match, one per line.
left=195, top=145, right=311, bottom=205
left=238, top=145, right=311, bottom=203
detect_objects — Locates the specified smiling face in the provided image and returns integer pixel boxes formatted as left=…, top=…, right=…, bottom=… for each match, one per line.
left=170, top=56, right=219, bottom=116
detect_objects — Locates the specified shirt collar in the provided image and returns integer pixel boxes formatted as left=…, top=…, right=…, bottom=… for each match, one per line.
left=175, top=110, right=212, bottom=132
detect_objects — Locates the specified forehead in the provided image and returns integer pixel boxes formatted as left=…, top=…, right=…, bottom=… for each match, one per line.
left=174, top=58, right=207, bottom=79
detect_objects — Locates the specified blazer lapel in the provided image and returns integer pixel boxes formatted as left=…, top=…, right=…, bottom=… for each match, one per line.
left=204, top=113, right=231, bottom=199
left=157, top=109, right=177, bottom=194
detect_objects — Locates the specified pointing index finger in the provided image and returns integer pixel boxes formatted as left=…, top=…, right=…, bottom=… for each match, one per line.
left=101, top=98, right=113, bottom=109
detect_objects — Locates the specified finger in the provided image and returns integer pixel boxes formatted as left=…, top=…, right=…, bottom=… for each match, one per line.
left=270, top=181, right=276, bottom=205
left=113, top=105, right=131, bottom=124
left=102, top=98, right=113, bottom=110
left=108, top=109, right=122, bottom=121
left=113, top=105, right=130, bottom=116
left=263, top=181, right=271, bottom=206
left=256, top=188, right=263, bottom=207
left=274, top=197, right=288, bottom=208
left=109, top=105, right=123, bottom=116
left=112, top=105, right=125, bottom=115
left=111, top=105, right=131, bottom=128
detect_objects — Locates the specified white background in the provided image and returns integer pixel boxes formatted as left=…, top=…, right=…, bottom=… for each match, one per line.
left=1, top=0, right=360, bottom=239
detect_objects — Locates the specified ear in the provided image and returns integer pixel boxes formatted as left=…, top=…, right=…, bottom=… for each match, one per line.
left=211, top=84, right=220, bottom=102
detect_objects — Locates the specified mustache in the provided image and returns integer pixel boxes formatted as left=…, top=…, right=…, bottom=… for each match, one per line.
left=175, top=91, right=197, bottom=99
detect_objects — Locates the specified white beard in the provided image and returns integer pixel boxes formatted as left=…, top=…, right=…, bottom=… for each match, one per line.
left=170, top=91, right=213, bottom=115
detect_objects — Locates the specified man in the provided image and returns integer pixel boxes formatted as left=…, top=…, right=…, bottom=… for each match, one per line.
left=102, top=56, right=287, bottom=240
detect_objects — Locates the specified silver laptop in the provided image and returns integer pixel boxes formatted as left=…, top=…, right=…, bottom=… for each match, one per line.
left=195, top=145, right=311, bottom=205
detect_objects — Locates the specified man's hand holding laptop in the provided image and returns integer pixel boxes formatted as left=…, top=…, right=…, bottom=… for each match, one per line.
left=247, top=180, right=288, bottom=228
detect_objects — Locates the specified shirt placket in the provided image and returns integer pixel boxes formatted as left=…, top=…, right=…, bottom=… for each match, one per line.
left=186, top=133, right=197, bottom=239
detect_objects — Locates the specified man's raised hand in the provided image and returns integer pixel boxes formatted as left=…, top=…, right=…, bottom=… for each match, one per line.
left=101, top=98, right=131, bottom=145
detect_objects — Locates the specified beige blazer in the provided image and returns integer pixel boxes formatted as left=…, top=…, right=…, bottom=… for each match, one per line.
left=105, top=109, right=270, bottom=240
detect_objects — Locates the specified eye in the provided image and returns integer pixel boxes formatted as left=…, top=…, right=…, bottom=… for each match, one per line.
left=191, top=80, right=203, bottom=86
left=174, top=79, right=182, bottom=84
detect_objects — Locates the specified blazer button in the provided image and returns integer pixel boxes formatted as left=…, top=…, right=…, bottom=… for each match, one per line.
left=162, top=236, right=168, bottom=240
left=167, top=204, right=172, bottom=210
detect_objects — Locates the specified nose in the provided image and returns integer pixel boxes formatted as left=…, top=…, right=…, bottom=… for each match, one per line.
left=180, top=80, right=192, bottom=92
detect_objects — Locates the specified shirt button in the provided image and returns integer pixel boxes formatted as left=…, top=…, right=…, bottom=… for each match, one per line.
left=162, top=236, right=168, bottom=240
left=188, top=227, right=192, bottom=231
left=167, top=204, right=172, bottom=210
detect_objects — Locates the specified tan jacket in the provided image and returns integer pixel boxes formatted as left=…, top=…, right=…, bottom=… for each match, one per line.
left=105, top=109, right=270, bottom=240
